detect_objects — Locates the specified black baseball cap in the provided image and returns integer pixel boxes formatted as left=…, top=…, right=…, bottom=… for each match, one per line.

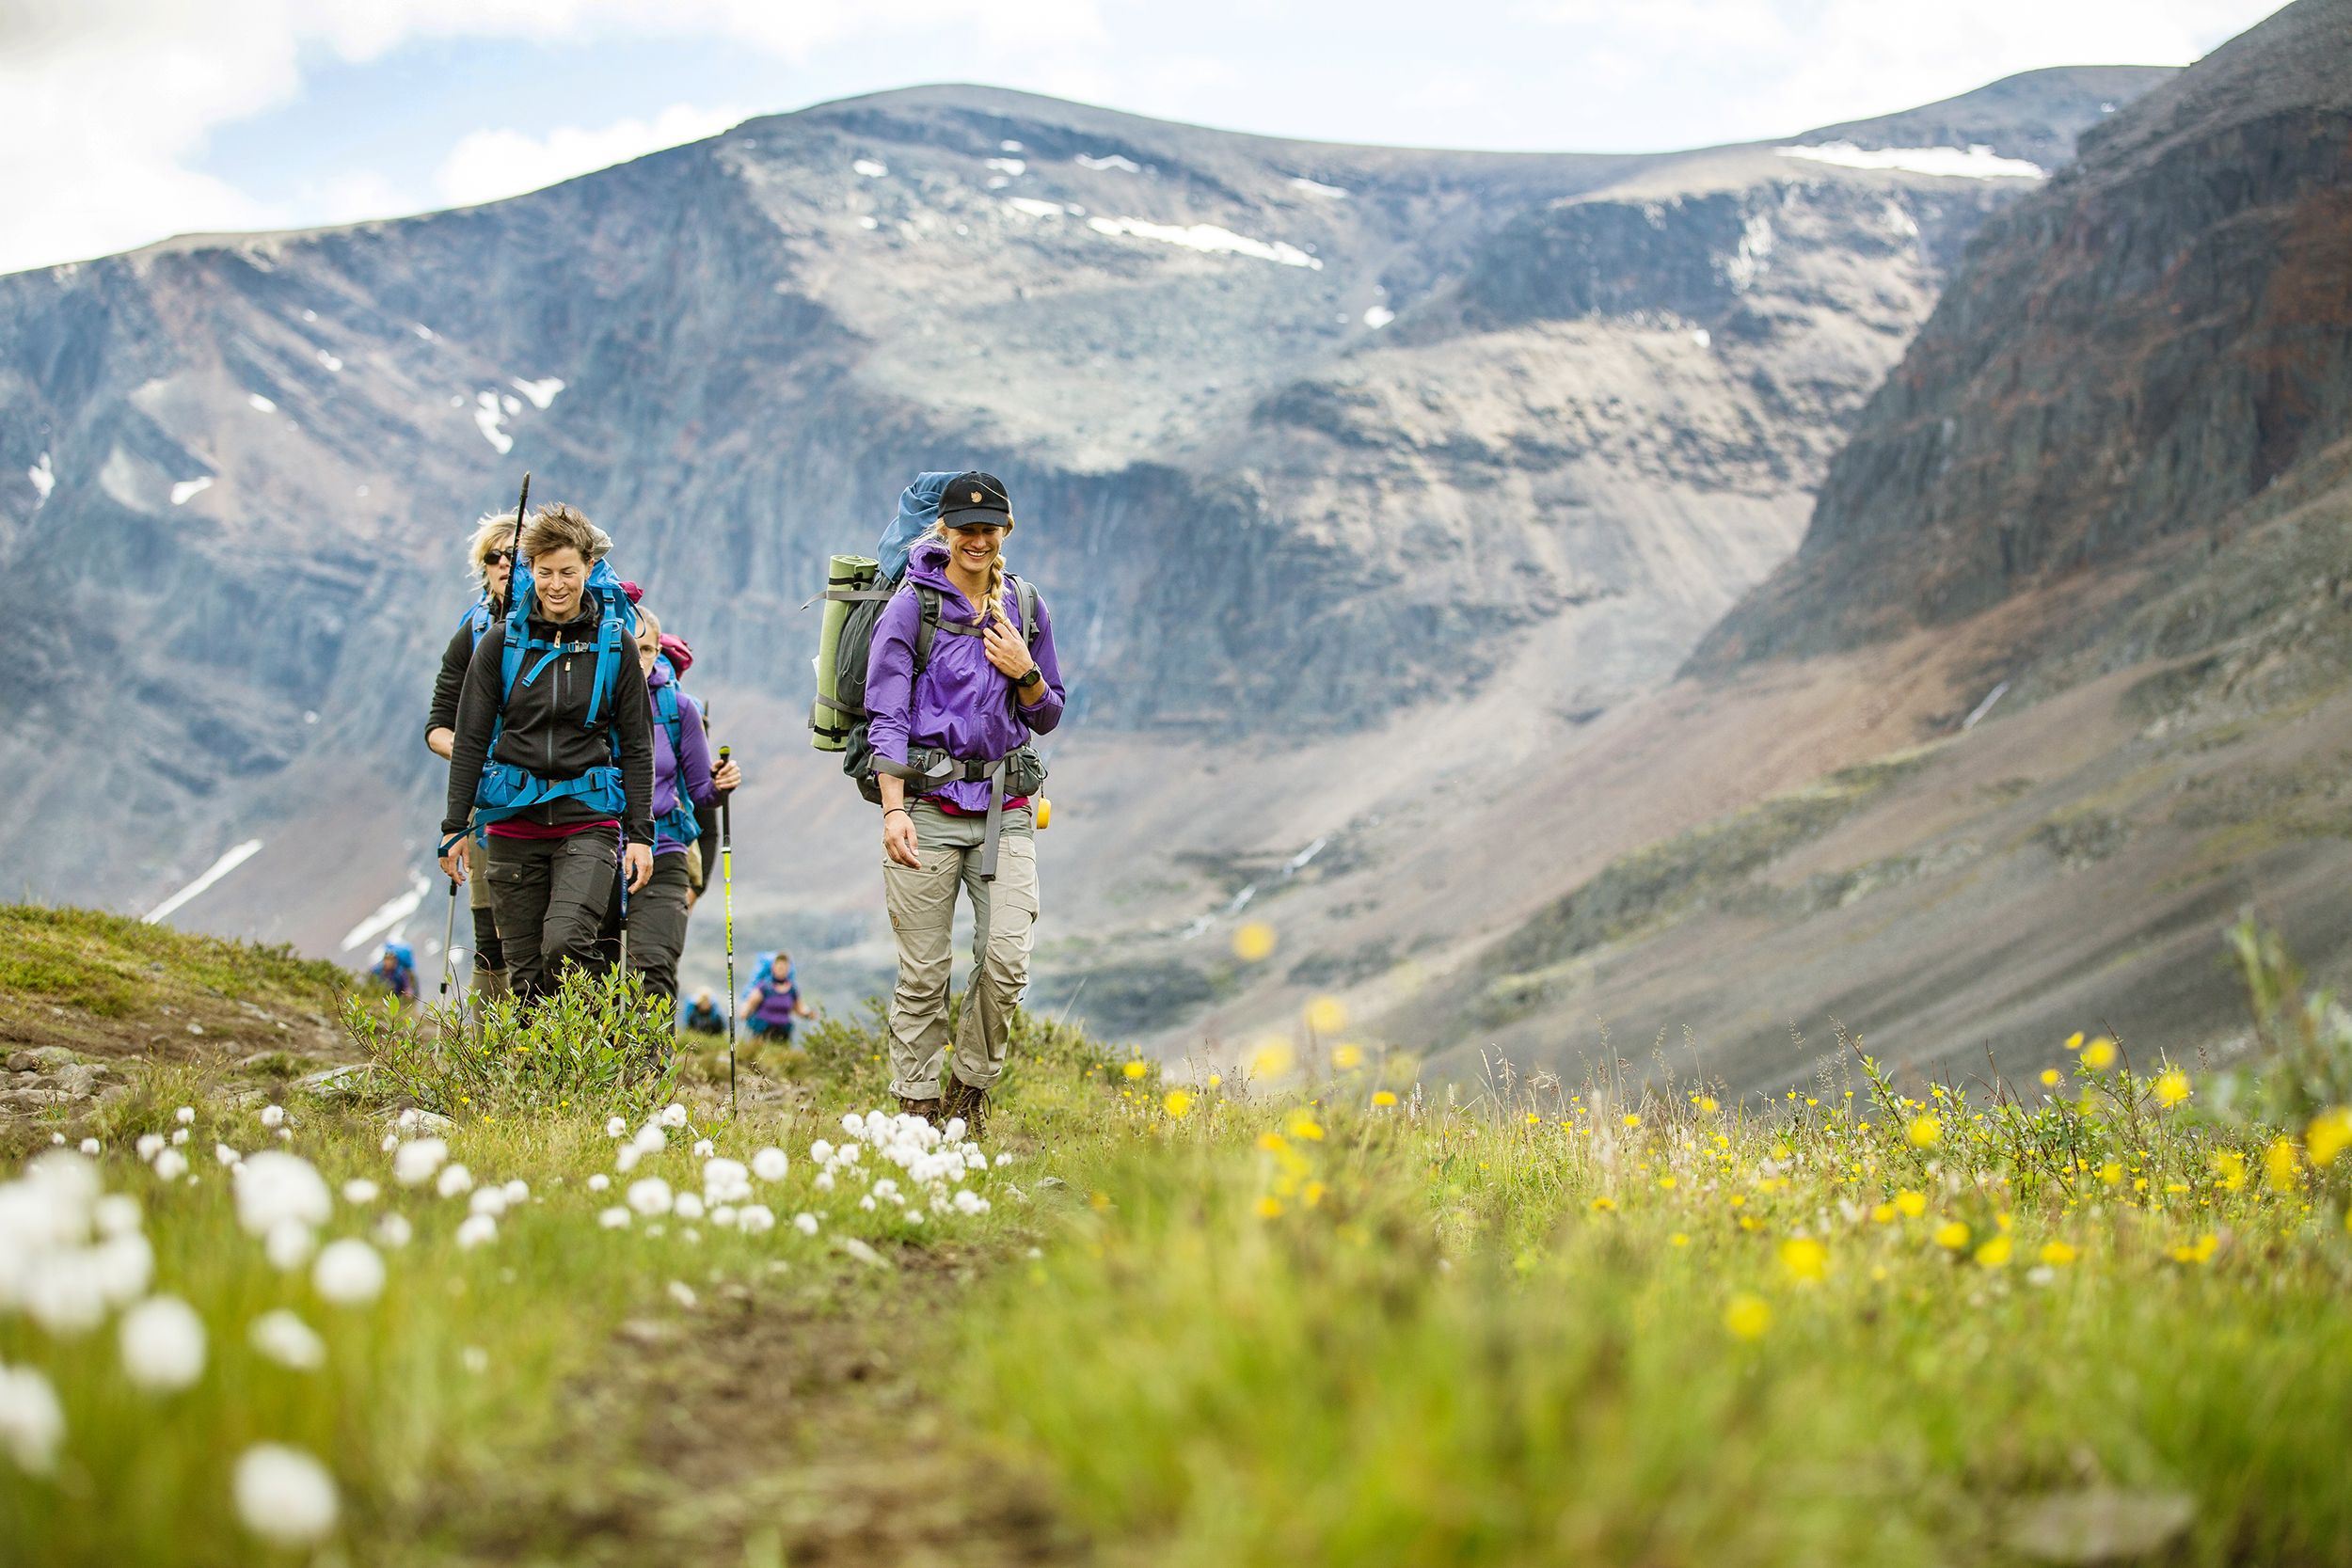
left=939, top=470, right=1013, bottom=530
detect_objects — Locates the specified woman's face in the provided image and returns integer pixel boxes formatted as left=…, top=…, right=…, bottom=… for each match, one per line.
left=945, top=522, right=1004, bottom=576
left=635, top=622, right=660, bottom=675
left=479, top=546, right=513, bottom=599
left=532, top=546, right=588, bottom=620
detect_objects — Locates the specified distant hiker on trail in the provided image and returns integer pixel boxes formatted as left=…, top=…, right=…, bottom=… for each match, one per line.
left=740, top=951, right=816, bottom=1046
left=425, top=514, right=521, bottom=999
left=625, top=605, right=740, bottom=1002
left=437, top=504, right=654, bottom=1003
left=866, top=471, right=1065, bottom=1133
left=680, top=988, right=726, bottom=1036
left=371, top=943, right=417, bottom=1002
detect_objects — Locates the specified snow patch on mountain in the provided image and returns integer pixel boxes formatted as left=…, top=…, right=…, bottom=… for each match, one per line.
left=247, top=393, right=277, bottom=413
left=852, top=158, right=888, bottom=178
left=341, top=873, right=429, bottom=952
left=1085, top=215, right=1321, bottom=270
left=1778, top=142, right=2047, bottom=181
left=26, top=451, right=53, bottom=502
left=1288, top=177, right=1349, bottom=199
left=144, top=839, right=263, bottom=926
left=510, top=376, right=564, bottom=410
left=1076, top=153, right=1140, bottom=173
left=169, top=477, right=213, bottom=506
left=473, top=391, right=513, bottom=454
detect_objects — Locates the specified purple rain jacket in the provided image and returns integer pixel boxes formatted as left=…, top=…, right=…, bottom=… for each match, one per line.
left=865, top=538, right=1066, bottom=815
left=646, top=660, right=716, bottom=859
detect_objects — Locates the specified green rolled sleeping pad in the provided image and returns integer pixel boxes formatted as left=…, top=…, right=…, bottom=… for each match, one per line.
left=810, top=553, right=878, bottom=752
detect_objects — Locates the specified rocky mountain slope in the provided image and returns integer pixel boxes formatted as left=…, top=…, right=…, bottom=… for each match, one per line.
left=0, top=67, right=2165, bottom=1051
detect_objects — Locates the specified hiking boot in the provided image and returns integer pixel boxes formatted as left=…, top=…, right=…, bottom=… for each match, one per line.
left=943, top=1077, right=990, bottom=1142
left=897, top=1094, right=941, bottom=1122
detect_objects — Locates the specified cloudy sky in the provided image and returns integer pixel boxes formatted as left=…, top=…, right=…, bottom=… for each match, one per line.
left=0, top=0, right=2287, bottom=276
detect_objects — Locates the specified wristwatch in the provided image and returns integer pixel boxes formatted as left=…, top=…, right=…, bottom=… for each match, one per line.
left=1016, top=665, right=1044, bottom=689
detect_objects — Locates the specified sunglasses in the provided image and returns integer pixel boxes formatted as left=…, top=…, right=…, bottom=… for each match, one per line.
left=482, top=550, right=513, bottom=567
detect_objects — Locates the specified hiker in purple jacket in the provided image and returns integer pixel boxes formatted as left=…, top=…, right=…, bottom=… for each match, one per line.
left=626, top=606, right=740, bottom=1002
left=866, top=470, right=1065, bottom=1135
left=741, top=952, right=816, bottom=1044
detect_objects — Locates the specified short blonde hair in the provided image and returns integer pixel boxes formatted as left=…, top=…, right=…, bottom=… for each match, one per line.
left=634, top=604, right=662, bottom=641
left=518, top=502, right=605, bottom=566
left=466, top=512, right=517, bottom=583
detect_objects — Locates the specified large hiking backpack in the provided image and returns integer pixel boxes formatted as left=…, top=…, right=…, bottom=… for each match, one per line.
left=811, top=473, right=1041, bottom=804
left=470, top=554, right=640, bottom=829
left=649, top=664, right=702, bottom=848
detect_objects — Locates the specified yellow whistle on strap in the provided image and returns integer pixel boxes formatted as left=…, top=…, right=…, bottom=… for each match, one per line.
left=1035, top=798, right=1052, bottom=830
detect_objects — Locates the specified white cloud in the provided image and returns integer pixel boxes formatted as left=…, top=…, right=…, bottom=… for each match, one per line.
left=436, top=103, right=747, bottom=208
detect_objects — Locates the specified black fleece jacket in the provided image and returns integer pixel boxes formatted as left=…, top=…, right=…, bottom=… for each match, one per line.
left=425, top=619, right=473, bottom=740
left=439, top=603, right=656, bottom=845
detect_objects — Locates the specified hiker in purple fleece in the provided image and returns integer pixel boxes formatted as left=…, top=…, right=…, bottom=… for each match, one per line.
left=626, top=606, right=740, bottom=1002
left=866, top=470, right=1064, bottom=1134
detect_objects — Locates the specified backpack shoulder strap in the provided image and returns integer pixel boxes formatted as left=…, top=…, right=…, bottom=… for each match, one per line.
left=1012, top=575, right=1039, bottom=645
left=912, top=584, right=944, bottom=679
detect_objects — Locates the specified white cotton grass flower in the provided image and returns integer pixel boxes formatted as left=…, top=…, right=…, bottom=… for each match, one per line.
left=860, top=1195, right=877, bottom=1212
left=170, top=1128, right=190, bottom=1147
left=264, top=1219, right=314, bottom=1272
left=373, top=1213, right=413, bottom=1249
left=391, top=1138, right=447, bottom=1187
left=710, top=1204, right=739, bottom=1228
left=793, top=1212, right=819, bottom=1236
left=454, top=1214, right=496, bottom=1250
left=0, top=1363, right=65, bottom=1474
left=810, top=1139, right=834, bottom=1164
left=673, top=1193, right=706, bottom=1221
left=839, top=1113, right=861, bottom=1135
left=702, top=1158, right=752, bottom=1204
left=631, top=1125, right=666, bottom=1156
left=738, top=1205, right=775, bottom=1233
left=119, top=1295, right=206, bottom=1393
left=953, top=1189, right=990, bottom=1216
left=462, top=1346, right=488, bottom=1374
left=215, top=1143, right=242, bottom=1168
left=312, top=1240, right=386, bottom=1306
left=174, top=1107, right=195, bottom=1125
left=814, top=1171, right=834, bottom=1193
left=501, top=1180, right=529, bottom=1206
left=994, top=1152, right=1012, bottom=1167
left=660, top=1102, right=689, bottom=1129
left=688, top=1138, right=712, bottom=1159
left=380, top=1132, right=400, bottom=1153
left=751, top=1147, right=788, bottom=1182
left=151, top=1148, right=189, bottom=1182
left=468, top=1188, right=507, bottom=1219
left=260, top=1105, right=285, bottom=1130
left=598, top=1207, right=630, bottom=1229
left=232, top=1152, right=331, bottom=1239
left=232, top=1443, right=340, bottom=1546
left=666, top=1280, right=696, bottom=1308
left=587, top=1174, right=610, bottom=1192
left=342, top=1180, right=379, bottom=1206
left=605, top=1117, right=627, bottom=1138
left=136, top=1132, right=166, bottom=1162
left=77, top=1137, right=100, bottom=1156
left=614, top=1145, right=643, bottom=1174
left=627, top=1179, right=673, bottom=1217
left=249, top=1309, right=326, bottom=1370
left=435, top=1164, right=474, bottom=1199
left=94, top=1193, right=142, bottom=1239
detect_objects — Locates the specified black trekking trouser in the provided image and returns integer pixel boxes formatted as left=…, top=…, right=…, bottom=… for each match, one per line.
left=484, top=826, right=617, bottom=1002
left=469, top=879, right=506, bottom=977
left=627, top=853, right=694, bottom=1001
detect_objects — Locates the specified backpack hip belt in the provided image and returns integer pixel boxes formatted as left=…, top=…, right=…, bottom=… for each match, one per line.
left=874, top=747, right=1040, bottom=881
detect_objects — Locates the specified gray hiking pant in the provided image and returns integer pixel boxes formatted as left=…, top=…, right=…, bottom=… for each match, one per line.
left=883, top=801, right=1038, bottom=1101
left=484, top=826, right=617, bottom=1002
left=628, top=853, right=693, bottom=1002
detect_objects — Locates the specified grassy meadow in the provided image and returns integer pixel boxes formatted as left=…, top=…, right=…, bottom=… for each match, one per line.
left=1, top=909, right=2349, bottom=1565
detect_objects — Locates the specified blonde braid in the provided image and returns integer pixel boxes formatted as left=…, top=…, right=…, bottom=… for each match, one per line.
left=927, top=520, right=1014, bottom=628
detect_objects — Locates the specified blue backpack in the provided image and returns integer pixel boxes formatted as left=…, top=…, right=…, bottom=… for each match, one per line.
left=459, top=593, right=494, bottom=642
left=384, top=942, right=415, bottom=973
left=649, top=659, right=702, bottom=847
left=470, top=556, right=638, bottom=828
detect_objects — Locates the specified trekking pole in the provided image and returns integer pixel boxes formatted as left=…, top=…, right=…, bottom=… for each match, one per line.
left=437, top=874, right=459, bottom=1000
left=498, top=472, right=531, bottom=617
left=719, top=744, right=739, bottom=1113
left=616, top=833, right=631, bottom=977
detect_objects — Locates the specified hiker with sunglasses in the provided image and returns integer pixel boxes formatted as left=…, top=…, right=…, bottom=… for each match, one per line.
left=424, top=516, right=520, bottom=998
left=865, top=471, right=1065, bottom=1134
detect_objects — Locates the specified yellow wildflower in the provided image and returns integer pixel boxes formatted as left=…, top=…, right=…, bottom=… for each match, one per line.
left=1525, top=1112, right=1540, bottom=1125
left=1779, top=1236, right=1828, bottom=1283
left=1371, top=1090, right=1398, bottom=1108
left=1303, top=1180, right=1327, bottom=1208
left=1249, top=1039, right=1295, bottom=1078
left=1669, top=1232, right=1690, bottom=1247
left=1255, top=1196, right=1283, bottom=1218
left=2039, top=1069, right=2060, bottom=1087
left=1869, top=1202, right=1896, bottom=1225
left=1305, top=997, right=1347, bottom=1035
left=2306, top=1106, right=2352, bottom=1167
left=2098, top=1161, right=2122, bottom=1186
left=2211, top=1150, right=2247, bottom=1193
left=1589, top=1196, right=1616, bottom=1212
left=1933, top=1221, right=1971, bottom=1251
left=2153, top=1069, right=2191, bottom=1110
left=1622, top=1113, right=1642, bottom=1130
left=1286, top=1112, right=1325, bottom=1142
left=2064, top=1031, right=2084, bottom=1052
left=1974, top=1234, right=2012, bottom=1268
left=1658, top=1174, right=1678, bottom=1190
left=2038, top=1240, right=2077, bottom=1266
left=1162, top=1090, right=1193, bottom=1119
left=2170, top=1233, right=2218, bottom=1265
left=1907, top=1115, right=1942, bottom=1148
left=1121, top=1060, right=1148, bottom=1080
left=1697, top=1096, right=1720, bottom=1114
left=1895, top=1190, right=1927, bottom=1218
left=1723, top=1293, right=1772, bottom=1340
left=2082, top=1036, right=2117, bottom=1070
left=1255, top=1132, right=1289, bottom=1153
left=1331, top=1042, right=1364, bottom=1070
left=1232, top=923, right=1277, bottom=962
